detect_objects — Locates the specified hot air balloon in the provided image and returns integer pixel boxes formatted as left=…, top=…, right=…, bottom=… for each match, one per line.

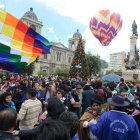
left=89, top=10, right=123, bottom=46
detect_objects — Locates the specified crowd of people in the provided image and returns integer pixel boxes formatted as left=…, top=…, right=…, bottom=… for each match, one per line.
left=0, top=74, right=140, bottom=140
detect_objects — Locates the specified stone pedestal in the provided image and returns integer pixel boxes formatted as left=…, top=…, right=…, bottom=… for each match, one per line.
left=129, top=36, right=138, bottom=61
left=122, top=69, right=140, bottom=81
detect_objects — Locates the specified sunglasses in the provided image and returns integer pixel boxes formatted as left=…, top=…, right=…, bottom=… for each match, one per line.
left=77, top=88, right=81, bottom=89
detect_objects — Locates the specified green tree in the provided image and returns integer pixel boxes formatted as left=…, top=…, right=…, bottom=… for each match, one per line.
left=106, top=69, right=115, bottom=75
left=54, top=67, right=69, bottom=77
left=19, top=56, right=39, bottom=75
left=105, top=69, right=122, bottom=76
left=115, top=69, right=122, bottom=76
left=69, top=39, right=90, bottom=79
left=38, top=71, right=48, bottom=77
left=86, top=52, right=101, bottom=76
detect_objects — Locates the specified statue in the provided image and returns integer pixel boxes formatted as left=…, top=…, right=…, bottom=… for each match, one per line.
left=132, top=20, right=138, bottom=37
left=125, top=44, right=139, bottom=70
left=124, top=21, right=139, bottom=70
left=135, top=45, right=139, bottom=61
left=125, top=47, right=139, bottom=70
left=124, top=52, right=129, bottom=63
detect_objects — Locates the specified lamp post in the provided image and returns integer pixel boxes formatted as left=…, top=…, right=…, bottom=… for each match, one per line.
left=76, top=64, right=82, bottom=79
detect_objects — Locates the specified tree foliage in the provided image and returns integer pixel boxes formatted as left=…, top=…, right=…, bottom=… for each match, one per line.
left=106, top=69, right=122, bottom=76
left=19, top=56, right=39, bottom=75
left=54, top=67, right=69, bottom=77
left=69, top=39, right=90, bottom=79
left=86, top=52, right=101, bottom=76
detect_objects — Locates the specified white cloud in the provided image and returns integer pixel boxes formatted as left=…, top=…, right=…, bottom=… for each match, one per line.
left=55, top=36, right=59, bottom=42
left=68, top=34, right=73, bottom=39
left=0, top=4, right=6, bottom=10
left=46, top=27, right=54, bottom=32
left=35, top=0, right=140, bottom=61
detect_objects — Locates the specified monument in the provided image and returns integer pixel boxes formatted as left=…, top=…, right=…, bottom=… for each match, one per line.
left=122, top=21, right=140, bottom=81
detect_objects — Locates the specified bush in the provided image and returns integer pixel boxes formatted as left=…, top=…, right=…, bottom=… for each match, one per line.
left=38, top=71, right=48, bottom=77
left=54, top=67, right=69, bottom=77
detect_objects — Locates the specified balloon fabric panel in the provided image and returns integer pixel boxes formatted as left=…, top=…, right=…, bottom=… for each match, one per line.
left=89, top=10, right=123, bottom=46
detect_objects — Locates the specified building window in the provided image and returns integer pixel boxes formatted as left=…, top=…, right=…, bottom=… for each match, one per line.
left=57, top=52, right=59, bottom=61
left=30, top=24, right=36, bottom=31
left=43, top=70, right=46, bottom=72
left=72, top=43, right=74, bottom=49
left=59, top=53, right=61, bottom=61
left=57, top=52, right=61, bottom=61
left=44, top=54, right=47, bottom=59
left=68, top=57, right=71, bottom=63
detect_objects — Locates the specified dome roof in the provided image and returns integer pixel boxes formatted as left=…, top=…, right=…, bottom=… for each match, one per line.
left=24, top=8, right=38, bottom=21
left=73, top=29, right=82, bottom=38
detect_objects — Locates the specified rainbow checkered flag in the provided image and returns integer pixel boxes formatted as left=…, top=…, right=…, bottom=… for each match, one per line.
left=0, top=8, right=52, bottom=73
left=41, top=111, right=48, bottom=120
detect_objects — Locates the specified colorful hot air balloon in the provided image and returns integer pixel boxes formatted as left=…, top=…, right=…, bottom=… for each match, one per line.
left=89, top=10, right=123, bottom=46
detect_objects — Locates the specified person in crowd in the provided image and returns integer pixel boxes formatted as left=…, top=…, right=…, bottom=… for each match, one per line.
left=0, top=81, right=10, bottom=94
left=124, top=99, right=140, bottom=131
left=2, top=75, right=6, bottom=81
left=64, top=86, right=75, bottom=107
left=119, top=86, right=134, bottom=102
left=49, top=81, right=56, bottom=95
left=130, top=84, right=138, bottom=95
left=17, top=88, right=42, bottom=130
left=108, top=82, right=117, bottom=94
left=70, top=85, right=83, bottom=119
left=0, top=92, right=16, bottom=111
left=56, top=89, right=70, bottom=110
left=20, top=79, right=31, bottom=102
left=93, top=80, right=105, bottom=100
left=13, top=85, right=24, bottom=112
left=33, top=82, right=44, bottom=101
left=78, top=94, right=105, bottom=140
left=0, top=108, right=17, bottom=140
left=22, top=79, right=30, bottom=92
left=116, top=78, right=125, bottom=89
left=133, top=113, right=140, bottom=130
left=132, top=90, right=140, bottom=107
left=116, top=78, right=134, bottom=101
left=43, top=83, right=52, bottom=108
left=59, top=111, right=79, bottom=140
left=7, top=81, right=20, bottom=95
left=82, top=85, right=95, bottom=114
left=125, top=99, right=140, bottom=116
left=119, top=87, right=128, bottom=99
left=89, top=93, right=140, bottom=140
left=36, top=120, right=70, bottom=140
left=40, top=80, right=46, bottom=96
left=13, top=97, right=65, bottom=140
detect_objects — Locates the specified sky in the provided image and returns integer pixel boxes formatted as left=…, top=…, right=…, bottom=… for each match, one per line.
left=0, top=0, right=140, bottom=62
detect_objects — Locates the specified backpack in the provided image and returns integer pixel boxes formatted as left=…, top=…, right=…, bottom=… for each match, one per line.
left=94, top=89, right=105, bottom=99
left=104, top=87, right=112, bottom=101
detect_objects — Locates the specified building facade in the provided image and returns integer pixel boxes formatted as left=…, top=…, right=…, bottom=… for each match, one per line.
left=108, top=51, right=126, bottom=70
left=21, top=8, right=85, bottom=75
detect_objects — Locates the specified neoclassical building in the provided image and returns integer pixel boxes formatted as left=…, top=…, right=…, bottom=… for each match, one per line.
left=21, top=8, right=85, bottom=75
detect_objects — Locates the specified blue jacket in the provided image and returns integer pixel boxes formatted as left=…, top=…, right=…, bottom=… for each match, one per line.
left=82, top=90, right=95, bottom=113
left=71, top=134, right=79, bottom=140
left=90, top=110, right=140, bottom=140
